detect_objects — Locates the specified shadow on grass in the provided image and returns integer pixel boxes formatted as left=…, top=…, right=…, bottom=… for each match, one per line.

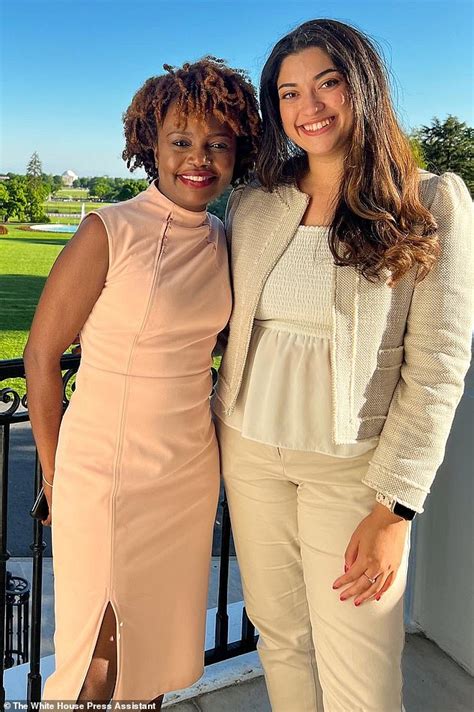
left=1, top=236, right=69, bottom=246
left=0, top=274, right=47, bottom=330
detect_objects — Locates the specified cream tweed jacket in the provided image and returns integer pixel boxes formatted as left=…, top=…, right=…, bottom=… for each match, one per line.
left=214, top=171, right=473, bottom=512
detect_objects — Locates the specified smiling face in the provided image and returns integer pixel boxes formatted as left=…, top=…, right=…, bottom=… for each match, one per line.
left=155, top=102, right=237, bottom=212
left=277, top=46, right=353, bottom=163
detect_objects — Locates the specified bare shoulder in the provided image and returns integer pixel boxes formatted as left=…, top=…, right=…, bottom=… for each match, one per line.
left=64, top=212, right=107, bottom=252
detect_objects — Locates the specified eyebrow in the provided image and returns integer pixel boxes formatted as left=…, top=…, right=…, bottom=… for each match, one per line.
left=166, top=130, right=233, bottom=138
left=277, top=67, right=339, bottom=91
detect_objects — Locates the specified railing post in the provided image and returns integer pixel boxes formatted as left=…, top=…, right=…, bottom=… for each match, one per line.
left=241, top=607, right=256, bottom=651
left=27, top=452, right=46, bottom=705
left=0, top=422, right=11, bottom=707
left=215, top=490, right=230, bottom=652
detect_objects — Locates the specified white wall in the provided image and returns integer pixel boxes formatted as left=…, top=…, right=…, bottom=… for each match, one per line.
left=410, top=343, right=474, bottom=674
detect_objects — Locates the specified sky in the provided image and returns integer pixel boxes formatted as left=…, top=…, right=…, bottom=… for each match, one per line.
left=1, top=0, right=473, bottom=178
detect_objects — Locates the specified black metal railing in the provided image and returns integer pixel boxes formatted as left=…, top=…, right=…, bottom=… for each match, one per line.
left=0, top=355, right=257, bottom=705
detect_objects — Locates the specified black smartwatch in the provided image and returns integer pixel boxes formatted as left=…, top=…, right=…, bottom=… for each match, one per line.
left=376, top=492, right=417, bottom=520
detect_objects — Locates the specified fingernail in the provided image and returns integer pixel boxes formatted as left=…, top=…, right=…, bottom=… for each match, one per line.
left=355, top=600, right=361, bottom=606
left=340, top=595, right=347, bottom=601
left=344, top=564, right=349, bottom=573
left=376, top=595, right=381, bottom=601
left=333, top=583, right=340, bottom=589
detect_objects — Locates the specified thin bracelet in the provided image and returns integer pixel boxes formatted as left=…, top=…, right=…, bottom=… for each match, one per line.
left=42, top=475, right=54, bottom=487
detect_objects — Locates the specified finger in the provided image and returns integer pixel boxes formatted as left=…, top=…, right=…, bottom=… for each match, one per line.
left=333, top=562, right=367, bottom=589
left=344, top=537, right=359, bottom=573
left=339, top=573, right=379, bottom=601
left=367, top=572, right=391, bottom=601
left=355, top=573, right=389, bottom=605
left=375, top=571, right=395, bottom=601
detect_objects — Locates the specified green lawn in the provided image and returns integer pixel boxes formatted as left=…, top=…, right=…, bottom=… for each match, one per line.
left=54, top=188, right=89, bottom=199
left=48, top=216, right=81, bottom=224
left=0, top=225, right=74, bottom=395
left=0, top=225, right=71, bottom=356
left=45, top=201, right=110, bottom=214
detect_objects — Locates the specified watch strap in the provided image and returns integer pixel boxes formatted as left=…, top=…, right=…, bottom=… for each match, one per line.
left=376, top=491, right=416, bottom=520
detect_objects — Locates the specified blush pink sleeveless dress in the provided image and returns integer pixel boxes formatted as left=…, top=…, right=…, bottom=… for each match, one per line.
left=42, top=182, right=232, bottom=701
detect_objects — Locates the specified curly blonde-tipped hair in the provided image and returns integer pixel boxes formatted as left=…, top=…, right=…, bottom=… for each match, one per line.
left=122, top=56, right=261, bottom=185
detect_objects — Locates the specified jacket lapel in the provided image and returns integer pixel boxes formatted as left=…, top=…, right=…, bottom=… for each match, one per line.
left=226, top=184, right=309, bottom=395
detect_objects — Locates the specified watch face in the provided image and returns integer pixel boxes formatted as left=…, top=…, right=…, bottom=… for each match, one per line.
left=393, top=502, right=416, bottom=520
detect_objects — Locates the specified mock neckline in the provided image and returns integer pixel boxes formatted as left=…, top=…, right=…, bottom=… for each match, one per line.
left=144, top=180, right=210, bottom=228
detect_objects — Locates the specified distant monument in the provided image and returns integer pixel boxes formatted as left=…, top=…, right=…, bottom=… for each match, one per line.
left=61, top=169, right=78, bottom=187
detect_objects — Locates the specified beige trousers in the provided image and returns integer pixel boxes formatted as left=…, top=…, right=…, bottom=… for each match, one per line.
left=216, top=418, right=411, bottom=712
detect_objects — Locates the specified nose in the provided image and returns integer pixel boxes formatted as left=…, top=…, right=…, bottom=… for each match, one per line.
left=187, top=148, right=212, bottom=167
left=300, top=90, right=325, bottom=117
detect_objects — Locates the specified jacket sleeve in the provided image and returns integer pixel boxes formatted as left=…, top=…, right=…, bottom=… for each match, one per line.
left=211, top=186, right=245, bottom=358
left=362, top=172, right=473, bottom=512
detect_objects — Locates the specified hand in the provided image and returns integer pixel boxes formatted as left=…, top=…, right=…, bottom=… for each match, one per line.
left=41, top=479, right=53, bottom=527
left=332, top=503, right=409, bottom=606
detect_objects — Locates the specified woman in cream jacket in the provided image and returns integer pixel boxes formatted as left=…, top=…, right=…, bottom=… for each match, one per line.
left=212, top=19, right=473, bottom=712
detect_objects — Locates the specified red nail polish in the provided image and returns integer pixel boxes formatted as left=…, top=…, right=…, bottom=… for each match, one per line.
left=340, top=595, right=346, bottom=601
left=344, top=564, right=349, bottom=573
left=355, top=601, right=360, bottom=606
left=376, top=595, right=381, bottom=601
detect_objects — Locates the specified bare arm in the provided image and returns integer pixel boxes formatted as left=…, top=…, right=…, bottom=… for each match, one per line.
left=24, top=214, right=108, bottom=519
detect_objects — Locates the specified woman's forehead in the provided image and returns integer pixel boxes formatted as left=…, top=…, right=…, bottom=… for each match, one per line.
left=162, top=104, right=234, bottom=135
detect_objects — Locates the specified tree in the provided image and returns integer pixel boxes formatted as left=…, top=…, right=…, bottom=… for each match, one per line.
left=3, top=176, right=28, bottom=221
left=415, top=115, right=473, bottom=195
left=408, top=136, right=426, bottom=169
left=52, top=175, right=63, bottom=194
left=26, top=151, right=43, bottom=188
left=113, top=179, right=148, bottom=201
left=0, top=183, right=9, bottom=221
left=208, top=187, right=231, bottom=221
left=90, top=177, right=113, bottom=199
left=25, top=181, right=49, bottom=222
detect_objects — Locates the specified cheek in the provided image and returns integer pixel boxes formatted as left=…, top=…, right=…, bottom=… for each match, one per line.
left=337, top=92, right=353, bottom=122
left=219, top=153, right=236, bottom=178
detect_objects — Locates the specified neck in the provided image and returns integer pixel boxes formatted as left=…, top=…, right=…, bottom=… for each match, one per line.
left=300, top=153, right=344, bottom=195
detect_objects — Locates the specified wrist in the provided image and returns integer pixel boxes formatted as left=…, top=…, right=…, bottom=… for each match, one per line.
left=372, top=502, right=405, bottom=523
left=375, top=491, right=416, bottom=521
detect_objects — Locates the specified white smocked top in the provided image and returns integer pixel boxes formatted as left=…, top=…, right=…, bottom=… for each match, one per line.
left=219, top=224, right=380, bottom=456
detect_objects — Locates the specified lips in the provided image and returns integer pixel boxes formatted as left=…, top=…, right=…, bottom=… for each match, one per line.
left=299, top=116, right=336, bottom=136
left=177, top=172, right=217, bottom=189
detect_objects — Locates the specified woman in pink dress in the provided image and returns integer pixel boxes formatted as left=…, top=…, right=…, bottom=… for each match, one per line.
left=24, top=57, right=261, bottom=707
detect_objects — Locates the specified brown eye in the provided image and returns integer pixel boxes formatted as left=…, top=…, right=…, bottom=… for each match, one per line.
left=321, top=78, right=340, bottom=89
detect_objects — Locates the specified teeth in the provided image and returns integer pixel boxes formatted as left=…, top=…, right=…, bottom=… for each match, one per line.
left=181, top=175, right=213, bottom=182
left=302, top=117, right=334, bottom=131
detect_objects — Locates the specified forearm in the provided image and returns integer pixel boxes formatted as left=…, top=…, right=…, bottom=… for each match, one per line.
left=24, top=354, right=65, bottom=481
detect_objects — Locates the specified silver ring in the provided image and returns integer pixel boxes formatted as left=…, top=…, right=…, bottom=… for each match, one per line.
left=363, top=571, right=378, bottom=585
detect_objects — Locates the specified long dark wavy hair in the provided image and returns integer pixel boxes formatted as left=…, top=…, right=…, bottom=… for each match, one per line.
left=122, top=56, right=261, bottom=186
left=257, top=19, right=439, bottom=286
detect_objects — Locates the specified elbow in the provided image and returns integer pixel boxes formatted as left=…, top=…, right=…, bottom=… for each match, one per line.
left=23, top=339, right=60, bottom=375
